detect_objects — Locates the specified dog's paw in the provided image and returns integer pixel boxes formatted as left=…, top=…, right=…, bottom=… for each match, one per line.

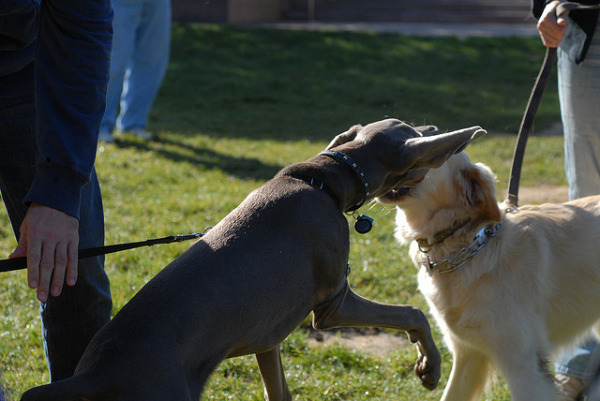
left=414, top=347, right=441, bottom=390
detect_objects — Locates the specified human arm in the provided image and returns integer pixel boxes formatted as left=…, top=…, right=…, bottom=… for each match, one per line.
left=9, top=0, right=113, bottom=302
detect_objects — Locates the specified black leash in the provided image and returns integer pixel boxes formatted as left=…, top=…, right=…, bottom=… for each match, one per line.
left=0, top=230, right=210, bottom=273
left=506, top=46, right=557, bottom=206
left=507, top=1, right=600, bottom=207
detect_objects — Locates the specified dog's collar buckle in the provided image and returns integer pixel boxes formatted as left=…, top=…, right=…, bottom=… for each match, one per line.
left=420, top=223, right=501, bottom=275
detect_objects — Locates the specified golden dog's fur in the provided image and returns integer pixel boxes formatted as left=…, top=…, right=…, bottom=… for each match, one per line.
left=378, top=151, right=600, bottom=401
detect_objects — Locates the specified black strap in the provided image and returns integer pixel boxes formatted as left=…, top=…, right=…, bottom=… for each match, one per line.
left=507, top=46, right=557, bottom=206
left=0, top=232, right=207, bottom=273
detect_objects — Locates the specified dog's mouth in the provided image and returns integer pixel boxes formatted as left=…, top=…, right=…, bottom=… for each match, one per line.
left=377, top=171, right=427, bottom=204
left=380, top=186, right=414, bottom=203
left=393, top=186, right=414, bottom=198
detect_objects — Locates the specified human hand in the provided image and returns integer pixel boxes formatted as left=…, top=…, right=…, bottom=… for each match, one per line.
left=537, top=0, right=569, bottom=48
left=9, top=203, right=79, bottom=302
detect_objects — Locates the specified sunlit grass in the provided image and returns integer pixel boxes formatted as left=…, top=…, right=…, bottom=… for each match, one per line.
left=0, top=24, right=562, bottom=400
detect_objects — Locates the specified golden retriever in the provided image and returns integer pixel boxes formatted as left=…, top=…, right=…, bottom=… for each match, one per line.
left=377, top=151, right=600, bottom=401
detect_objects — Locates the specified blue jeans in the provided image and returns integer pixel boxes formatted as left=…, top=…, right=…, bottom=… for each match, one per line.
left=100, top=0, right=171, bottom=134
left=555, top=18, right=600, bottom=379
left=0, top=93, right=112, bottom=381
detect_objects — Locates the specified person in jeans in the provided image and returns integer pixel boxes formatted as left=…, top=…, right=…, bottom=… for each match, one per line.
left=0, top=0, right=113, bottom=381
left=533, top=0, right=600, bottom=399
left=99, top=0, right=171, bottom=142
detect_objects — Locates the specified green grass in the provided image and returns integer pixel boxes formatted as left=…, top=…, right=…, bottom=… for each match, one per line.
left=0, top=25, right=566, bottom=400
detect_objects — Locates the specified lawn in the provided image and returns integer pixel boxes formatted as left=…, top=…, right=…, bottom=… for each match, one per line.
left=0, top=25, right=565, bottom=400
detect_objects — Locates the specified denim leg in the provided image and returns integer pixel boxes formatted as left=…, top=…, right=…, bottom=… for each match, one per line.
left=40, top=169, right=112, bottom=381
left=100, top=0, right=141, bottom=134
left=556, top=340, right=599, bottom=381
left=555, top=20, right=600, bottom=378
left=0, top=94, right=112, bottom=381
left=559, top=21, right=600, bottom=201
left=117, top=0, right=171, bottom=131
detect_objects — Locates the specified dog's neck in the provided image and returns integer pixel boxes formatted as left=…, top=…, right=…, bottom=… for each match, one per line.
left=317, top=150, right=370, bottom=212
left=278, top=151, right=371, bottom=213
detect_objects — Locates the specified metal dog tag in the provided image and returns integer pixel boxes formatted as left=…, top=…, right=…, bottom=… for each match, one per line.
left=354, top=214, right=373, bottom=234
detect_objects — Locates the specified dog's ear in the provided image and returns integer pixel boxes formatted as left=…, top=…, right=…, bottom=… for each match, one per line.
left=404, top=126, right=486, bottom=169
left=326, top=124, right=363, bottom=150
left=461, top=163, right=502, bottom=224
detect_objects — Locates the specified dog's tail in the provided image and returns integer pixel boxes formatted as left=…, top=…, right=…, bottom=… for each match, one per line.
left=20, top=376, right=95, bottom=401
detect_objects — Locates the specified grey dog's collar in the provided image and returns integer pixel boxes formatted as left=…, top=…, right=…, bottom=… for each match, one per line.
left=319, top=150, right=370, bottom=212
left=418, top=223, right=501, bottom=275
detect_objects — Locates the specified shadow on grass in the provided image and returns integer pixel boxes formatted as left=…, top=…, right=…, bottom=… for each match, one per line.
left=115, top=136, right=283, bottom=181
left=150, top=25, right=559, bottom=142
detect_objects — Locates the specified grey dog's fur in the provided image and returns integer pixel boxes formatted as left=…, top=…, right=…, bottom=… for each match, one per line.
left=22, top=119, right=485, bottom=401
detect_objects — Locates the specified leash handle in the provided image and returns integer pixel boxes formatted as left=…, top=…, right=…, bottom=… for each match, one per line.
left=0, top=231, right=208, bottom=274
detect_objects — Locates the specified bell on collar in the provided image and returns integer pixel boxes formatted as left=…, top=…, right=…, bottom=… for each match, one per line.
left=354, top=214, right=374, bottom=234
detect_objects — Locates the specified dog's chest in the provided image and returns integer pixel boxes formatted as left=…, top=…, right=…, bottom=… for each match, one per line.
left=417, top=267, right=491, bottom=342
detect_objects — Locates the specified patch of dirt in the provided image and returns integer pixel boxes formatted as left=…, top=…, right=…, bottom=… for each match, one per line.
left=307, top=328, right=410, bottom=358
left=510, top=184, right=569, bottom=204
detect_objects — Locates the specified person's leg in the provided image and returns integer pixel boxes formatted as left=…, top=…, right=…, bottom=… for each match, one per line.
left=555, top=340, right=598, bottom=399
left=100, top=0, right=142, bottom=136
left=556, top=18, right=600, bottom=399
left=117, top=0, right=171, bottom=133
left=559, top=21, right=600, bottom=201
left=40, top=168, right=112, bottom=381
left=0, top=94, right=112, bottom=381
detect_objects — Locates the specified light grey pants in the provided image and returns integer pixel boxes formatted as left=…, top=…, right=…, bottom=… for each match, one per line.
left=555, top=17, right=600, bottom=380
left=560, top=19, right=600, bottom=201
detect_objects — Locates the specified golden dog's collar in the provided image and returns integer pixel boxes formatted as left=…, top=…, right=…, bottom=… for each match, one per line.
left=416, top=218, right=471, bottom=252
left=419, top=223, right=501, bottom=275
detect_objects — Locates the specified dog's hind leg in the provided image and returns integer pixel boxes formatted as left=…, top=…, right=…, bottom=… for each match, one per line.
left=440, top=341, right=492, bottom=401
left=256, top=347, right=292, bottom=401
left=311, top=282, right=441, bottom=390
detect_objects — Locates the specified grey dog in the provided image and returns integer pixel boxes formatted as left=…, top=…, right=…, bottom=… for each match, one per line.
left=22, top=118, right=485, bottom=400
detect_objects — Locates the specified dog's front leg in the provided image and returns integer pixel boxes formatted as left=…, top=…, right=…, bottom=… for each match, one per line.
left=441, top=341, right=492, bottom=401
left=256, top=347, right=292, bottom=401
left=312, top=284, right=441, bottom=390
